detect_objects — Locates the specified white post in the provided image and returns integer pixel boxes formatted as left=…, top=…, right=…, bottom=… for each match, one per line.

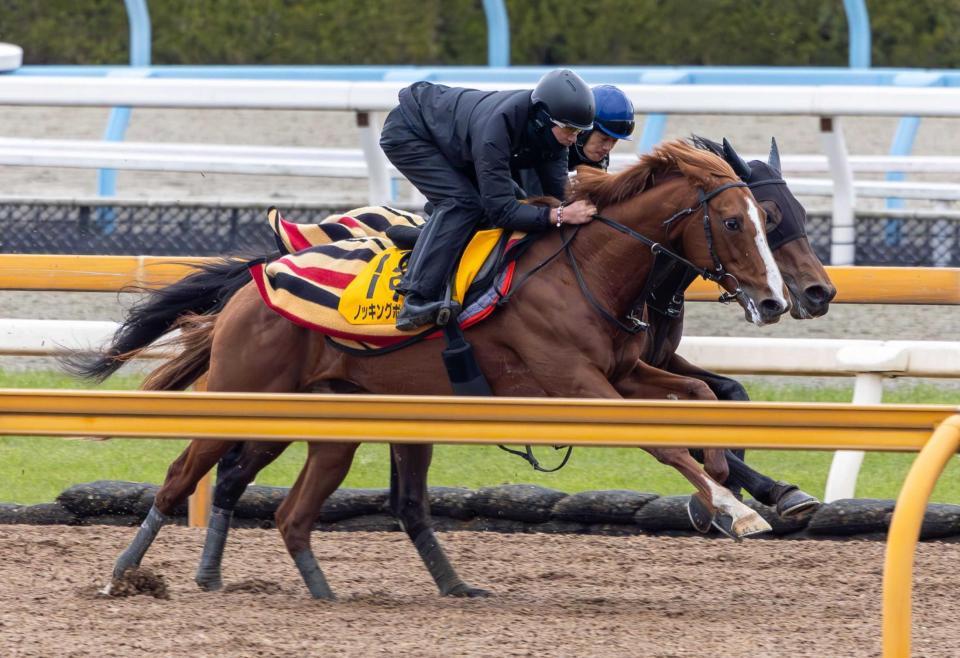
left=356, top=111, right=392, bottom=205
left=824, top=344, right=906, bottom=502
left=824, top=372, right=884, bottom=502
left=820, top=116, right=857, bottom=266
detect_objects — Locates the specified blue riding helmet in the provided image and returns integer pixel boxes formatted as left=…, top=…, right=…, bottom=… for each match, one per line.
left=592, top=85, right=635, bottom=141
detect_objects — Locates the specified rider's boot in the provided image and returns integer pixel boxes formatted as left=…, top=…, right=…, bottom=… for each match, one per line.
left=395, top=204, right=468, bottom=331
left=396, top=295, right=446, bottom=330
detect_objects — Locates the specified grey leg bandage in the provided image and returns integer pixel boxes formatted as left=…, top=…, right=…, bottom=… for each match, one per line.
left=195, top=506, right=232, bottom=590
left=113, top=505, right=168, bottom=579
left=293, top=549, right=335, bottom=600
left=414, top=529, right=467, bottom=595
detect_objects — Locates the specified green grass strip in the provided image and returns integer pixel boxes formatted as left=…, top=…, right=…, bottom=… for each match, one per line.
left=0, top=370, right=956, bottom=505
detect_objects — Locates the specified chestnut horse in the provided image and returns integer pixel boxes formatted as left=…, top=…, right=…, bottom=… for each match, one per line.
left=71, top=140, right=790, bottom=599
left=194, top=136, right=833, bottom=582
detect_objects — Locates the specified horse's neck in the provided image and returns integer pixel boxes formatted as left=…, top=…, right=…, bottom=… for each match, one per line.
left=570, top=179, right=693, bottom=319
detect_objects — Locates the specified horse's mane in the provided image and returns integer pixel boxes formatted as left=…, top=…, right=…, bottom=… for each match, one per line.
left=522, top=195, right=561, bottom=208
left=569, top=139, right=738, bottom=208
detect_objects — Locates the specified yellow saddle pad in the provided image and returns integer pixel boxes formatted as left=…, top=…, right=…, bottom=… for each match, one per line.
left=250, top=212, right=526, bottom=350
left=338, top=229, right=504, bottom=325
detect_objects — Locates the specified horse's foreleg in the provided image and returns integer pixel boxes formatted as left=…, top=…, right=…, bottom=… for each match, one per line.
left=614, top=362, right=770, bottom=538
left=614, top=364, right=730, bottom=483
left=647, top=447, right=770, bottom=539
left=390, top=444, right=489, bottom=597
left=112, top=439, right=237, bottom=581
left=666, top=354, right=819, bottom=518
left=275, top=441, right=358, bottom=600
left=194, top=441, right=291, bottom=591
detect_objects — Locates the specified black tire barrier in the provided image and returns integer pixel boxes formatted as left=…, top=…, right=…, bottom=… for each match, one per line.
left=1, top=480, right=957, bottom=540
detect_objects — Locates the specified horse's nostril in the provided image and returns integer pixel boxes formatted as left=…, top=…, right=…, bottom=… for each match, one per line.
left=804, top=284, right=835, bottom=305
left=760, top=298, right=786, bottom=317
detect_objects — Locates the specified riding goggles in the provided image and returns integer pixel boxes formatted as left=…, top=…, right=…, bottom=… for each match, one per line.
left=550, top=117, right=592, bottom=136
left=595, top=118, right=636, bottom=141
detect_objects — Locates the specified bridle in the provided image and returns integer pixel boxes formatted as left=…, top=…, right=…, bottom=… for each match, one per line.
left=568, top=179, right=749, bottom=334
left=745, top=177, right=807, bottom=250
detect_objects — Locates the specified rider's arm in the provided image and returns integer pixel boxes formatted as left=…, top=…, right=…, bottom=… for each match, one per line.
left=474, top=117, right=551, bottom=232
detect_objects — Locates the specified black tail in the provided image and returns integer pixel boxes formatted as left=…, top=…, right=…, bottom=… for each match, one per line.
left=61, top=256, right=264, bottom=382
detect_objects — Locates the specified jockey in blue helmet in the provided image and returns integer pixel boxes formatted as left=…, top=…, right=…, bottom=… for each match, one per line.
left=568, top=84, right=636, bottom=172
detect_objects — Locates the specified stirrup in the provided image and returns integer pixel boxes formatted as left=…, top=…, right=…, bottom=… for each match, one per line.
left=435, top=301, right=461, bottom=327
left=434, top=273, right=461, bottom=327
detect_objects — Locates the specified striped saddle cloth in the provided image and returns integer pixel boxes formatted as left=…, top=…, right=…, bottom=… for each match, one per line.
left=249, top=206, right=528, bottom=351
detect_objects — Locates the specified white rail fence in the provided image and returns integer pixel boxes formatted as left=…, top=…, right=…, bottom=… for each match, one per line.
left=4, top=317, right=957, bottom=501
left=6, top=78, right=960, bottom=263
left=6, top=136, right=960, bottom=203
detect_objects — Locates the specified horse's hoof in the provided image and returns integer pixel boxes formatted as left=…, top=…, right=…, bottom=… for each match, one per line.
left=776, top=488, right=820, bottom=519
left=731, top=509, right=773, bottom=538
left=711, top=513, right=739, bottom=541
left=195, top=576, right=223, bottom=592
left=445, top=583, right=491, bottom=598
left=686, top=494, right=714, bottom=534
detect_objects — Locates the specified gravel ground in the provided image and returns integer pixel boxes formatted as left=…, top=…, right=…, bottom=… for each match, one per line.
left=2, top=525, right=960, bottom=657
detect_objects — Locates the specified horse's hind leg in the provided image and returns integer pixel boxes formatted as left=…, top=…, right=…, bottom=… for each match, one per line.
left=194, top=441, right=291, bottom=591
left=390, top=444, right=489, bottom=597
left=112, top=439, right=237, bottom=581
left=275, top=441, right=359, bottom=600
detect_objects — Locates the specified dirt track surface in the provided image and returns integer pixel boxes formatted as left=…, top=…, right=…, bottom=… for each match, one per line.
left=2, top=526, right=959, bottom=657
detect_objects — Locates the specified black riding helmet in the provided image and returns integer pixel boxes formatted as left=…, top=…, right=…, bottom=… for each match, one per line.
left=531, top=69, right=595, bottom=131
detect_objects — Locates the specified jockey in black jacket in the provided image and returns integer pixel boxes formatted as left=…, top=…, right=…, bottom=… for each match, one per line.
left=380, top=69, right=598, bottom=331
left=518, top=84, right=635, bottom=195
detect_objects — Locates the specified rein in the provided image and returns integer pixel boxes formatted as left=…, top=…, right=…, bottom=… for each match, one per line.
left=567, top=180, right=749, bottom=334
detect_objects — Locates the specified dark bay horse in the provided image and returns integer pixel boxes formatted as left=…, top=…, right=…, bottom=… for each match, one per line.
left=71, top=140, right=790, bottom=599
left=648, top=136, right=836, bottom=525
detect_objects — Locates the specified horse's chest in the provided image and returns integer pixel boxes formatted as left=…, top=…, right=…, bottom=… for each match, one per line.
left=609, top=338, right=643, bottom=380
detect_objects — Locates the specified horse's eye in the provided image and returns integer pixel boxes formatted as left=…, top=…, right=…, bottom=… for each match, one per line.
left=723, top=218, right=741, bottom=231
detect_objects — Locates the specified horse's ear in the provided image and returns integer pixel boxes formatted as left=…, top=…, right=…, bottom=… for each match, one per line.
left=768, top=137, right=782, bottom=174
left=722, top=138, right=752, bottom=179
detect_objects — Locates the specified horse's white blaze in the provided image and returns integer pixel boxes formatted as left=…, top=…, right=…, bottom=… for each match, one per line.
left=743, top=297, right=762, bottom=325
left=745, top=198, right=787, bottom=307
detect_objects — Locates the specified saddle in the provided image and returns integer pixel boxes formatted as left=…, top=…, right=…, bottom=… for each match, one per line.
left=249, top=207, right=530, bottom=352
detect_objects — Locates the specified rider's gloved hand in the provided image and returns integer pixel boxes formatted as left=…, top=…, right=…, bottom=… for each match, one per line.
left=551, top=199, right=596, bottom=227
